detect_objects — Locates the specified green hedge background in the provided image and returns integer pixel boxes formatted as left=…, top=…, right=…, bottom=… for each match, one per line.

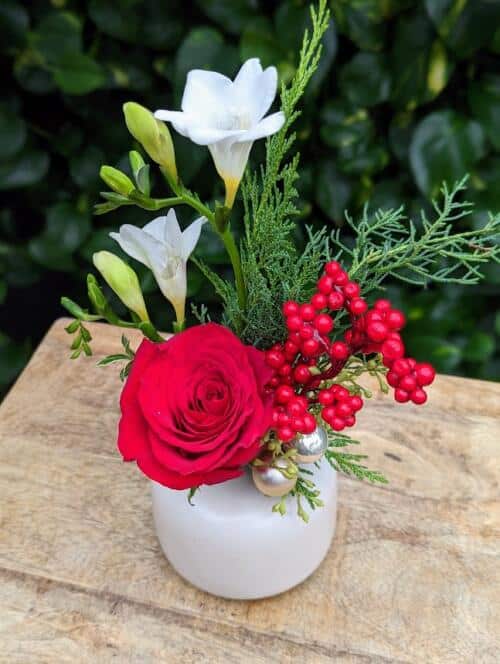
left=1, top=0, right=499, bottom=394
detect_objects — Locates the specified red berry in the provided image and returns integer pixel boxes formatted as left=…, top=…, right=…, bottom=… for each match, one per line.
left=350, top=395, right=363, bottom=412
left=317, top=275, right=334, bottom=294
left=415, top=362, right=435, bottom=386
left=294, top=364, right=311, bottom=384
left=365, top=310, right=384, bottom=324
left=411, top=388, right=427, bottom=405
left=295, top=395, right=309, bottom=409
left=287, top=400, right=304, bottom=416
left=300, top=303, right=316, bottom=322
left=333, top=385, right=350, bottom=401
left=265, top=350, right=285, bottom=369
left=334, top=270, right=349, bottom=286
left=336, top=401, right=352, bottom=418
left=381, top=338, right=405, bottom=361
left=399, top=374, right=417, bottom=392
left=407, top=358, right=417, bottom=370
left=375, top=299, right=391, bottom=312
left=349, top=297, right=368, bottom=316
left=314, top=313, right=334, bottom=334
left=272, top=408, right=281, bottom=424
left=394, top=388, right=410, bottom=403
left=286, top=315, right=302, bottom=332
left=321, top=406, right=336, bottom=424
left=386, top=371, right=400, bottom=388
left=325, top=261, right=341, bottom=277
left=278, top=363, right=291, bottom=377
left=302, top=338, right=320, bottom=356
left=283, top=301, right=299, bottom=317
left=330, top=341, right=349, bottom=361
left=386, top=309, right=406, bottom=330
left=284, top=340, right=299, bottom=358
left=318, top=389, right=334, bottom=406
left=269, top=376, right=280, bottom=388
left=277, top=426, right=295, bottom=442
left=328, top=291, right=345, bottom=310
left=392, top=358, right=410, bottom=376
left=366, top=321, right=389, bottom=342
left=275, top=385, right=294, bottom=403
left=343, top=281, right=361, bottom=299
left=311, top=293, right=328, bottom=310
left=344, top=414, right=356, bottom=427
left=278, top=412, right=290, bottom=426
left=299, top=325, right=314, bottom=339
left=303, top=413, right=317, bottom=433
left=292, top=416, right=305, bottom=432
left=331, top=417, right=346, bottom=431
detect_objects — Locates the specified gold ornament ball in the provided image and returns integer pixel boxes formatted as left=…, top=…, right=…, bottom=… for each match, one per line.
left=293, top=425, right=328, bottom=464
left=251, top=459, right=297, bottom=497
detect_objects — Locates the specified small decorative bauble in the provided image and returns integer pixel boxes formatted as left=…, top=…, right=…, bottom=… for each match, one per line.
left=251, top=459, right=297, bottom=497
left=293, top=425, right=328, bottom=464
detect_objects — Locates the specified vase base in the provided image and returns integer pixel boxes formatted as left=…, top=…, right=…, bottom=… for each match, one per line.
left=152, top=460, right=337, bottom=600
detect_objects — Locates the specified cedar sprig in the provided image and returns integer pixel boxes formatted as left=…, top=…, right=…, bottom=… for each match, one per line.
left=97, top=334, right=136, bottom=381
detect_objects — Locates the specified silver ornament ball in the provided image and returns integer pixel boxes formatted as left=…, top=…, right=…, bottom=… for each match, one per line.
left=293, top=425, right=328, bottom=464
left=251, top=459, right=297, bottom=497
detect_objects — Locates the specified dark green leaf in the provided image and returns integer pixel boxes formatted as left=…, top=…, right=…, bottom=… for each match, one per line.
left=339, top=52, right=391, bottom=107
left=0, top=0, right=29, bottom=51
left=197, top=0, right=258, bottom=35
left=463, top=332, right=495, bottom=363
left=0, top=104, right=27, bottom=159
left=320, top=101, right=373, bottom=150
left=53, top=53, right=107, bottom=95
left=409, top=111, right=486, bottom=197
left=70, top=145, right=104, bottom=188
left=315, top=161, right=353, bottom=224
left=407, top=334, right=462, bottom=373
left=468, top=75, right=500, bottom=150
left=0, top=149, right=49, bottom=190
left=31, top=11, right=82, bottom=64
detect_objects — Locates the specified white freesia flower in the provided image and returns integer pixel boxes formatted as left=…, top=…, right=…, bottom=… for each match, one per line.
left=110, top=210, right=206, bottom=325
left=154, top=58, right=285, bottom=208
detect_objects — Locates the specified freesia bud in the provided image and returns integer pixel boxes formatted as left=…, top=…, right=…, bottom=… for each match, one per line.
left=93, top=251, right=149, bottom=322
left=99, top=166, right=135, bottom=196
left=123, top=102, right=178, bottom=183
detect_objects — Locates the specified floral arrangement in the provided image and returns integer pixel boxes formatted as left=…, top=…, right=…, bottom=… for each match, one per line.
left=62, top=1, right=499, bottom=521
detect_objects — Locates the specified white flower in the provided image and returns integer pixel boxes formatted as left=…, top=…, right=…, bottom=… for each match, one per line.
left=154, top=58, right=285, bottom=208
left=110, top=210, right=206, bottom=325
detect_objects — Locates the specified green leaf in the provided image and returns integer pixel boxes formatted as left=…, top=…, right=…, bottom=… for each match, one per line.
left=463, top=332, right=495, bottom=363
left=197, top=0, right=258, bottom=35
left=88, top=0, right=137, bottom=43
left=0, top=104, right=26, bottom=159
left=315, top=160, right=353, bottom=224
left=29, top=202, right=91, bottom=270
left=0, top=149, right=49, bottom=190
left=31, top=11, right=82, bottom=64
left=69, top=145, right=104, bottom=188
left=407, top=334, right=462, bottom=373
left=320, top=101, right=373, bottom=150
left=332, top=0, right=386, bottom=51
left=53, top=53, right=107, bottom=95
left=425, top=0, right=500, bottom=59
left=338, top=140, right=389, bottom=176
left=409, top=110, right=486, bottom=197
left=468, top=74, right=500, bottom=151
left=339, top=52, right=391, bottom=107
left=240, top=17, right=288, bottom=76
left=0, top=0, right=29, bottom=51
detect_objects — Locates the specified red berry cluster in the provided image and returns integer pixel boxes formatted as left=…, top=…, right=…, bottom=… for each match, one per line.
left=264, top=261, right=435, bottom=442
left=386, top=359, right=435, bottom=404
left=318, top=385, right=363, bottom=432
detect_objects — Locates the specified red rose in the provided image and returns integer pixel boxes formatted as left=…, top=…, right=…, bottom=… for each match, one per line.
left=117, top=323, right=274, bottom=489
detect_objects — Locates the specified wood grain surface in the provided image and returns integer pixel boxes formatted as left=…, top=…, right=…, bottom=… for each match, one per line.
left=0, top=318, right=499, bottom=663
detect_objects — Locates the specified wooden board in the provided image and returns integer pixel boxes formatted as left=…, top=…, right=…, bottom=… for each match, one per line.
left=0, top=318, right=499, bottom=663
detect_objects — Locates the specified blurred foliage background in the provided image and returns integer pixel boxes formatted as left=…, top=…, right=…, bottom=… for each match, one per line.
left=1, top=0, right=499, bottom=394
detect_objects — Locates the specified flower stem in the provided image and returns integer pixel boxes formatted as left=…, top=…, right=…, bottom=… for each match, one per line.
left=220, top=227, right=247, bottom=311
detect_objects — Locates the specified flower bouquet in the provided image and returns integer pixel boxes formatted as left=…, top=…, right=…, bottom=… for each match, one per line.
left=62, top=1, right=499, bottom=599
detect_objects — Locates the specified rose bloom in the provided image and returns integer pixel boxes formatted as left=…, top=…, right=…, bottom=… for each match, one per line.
left=117, top=323, right=274, bottom=489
